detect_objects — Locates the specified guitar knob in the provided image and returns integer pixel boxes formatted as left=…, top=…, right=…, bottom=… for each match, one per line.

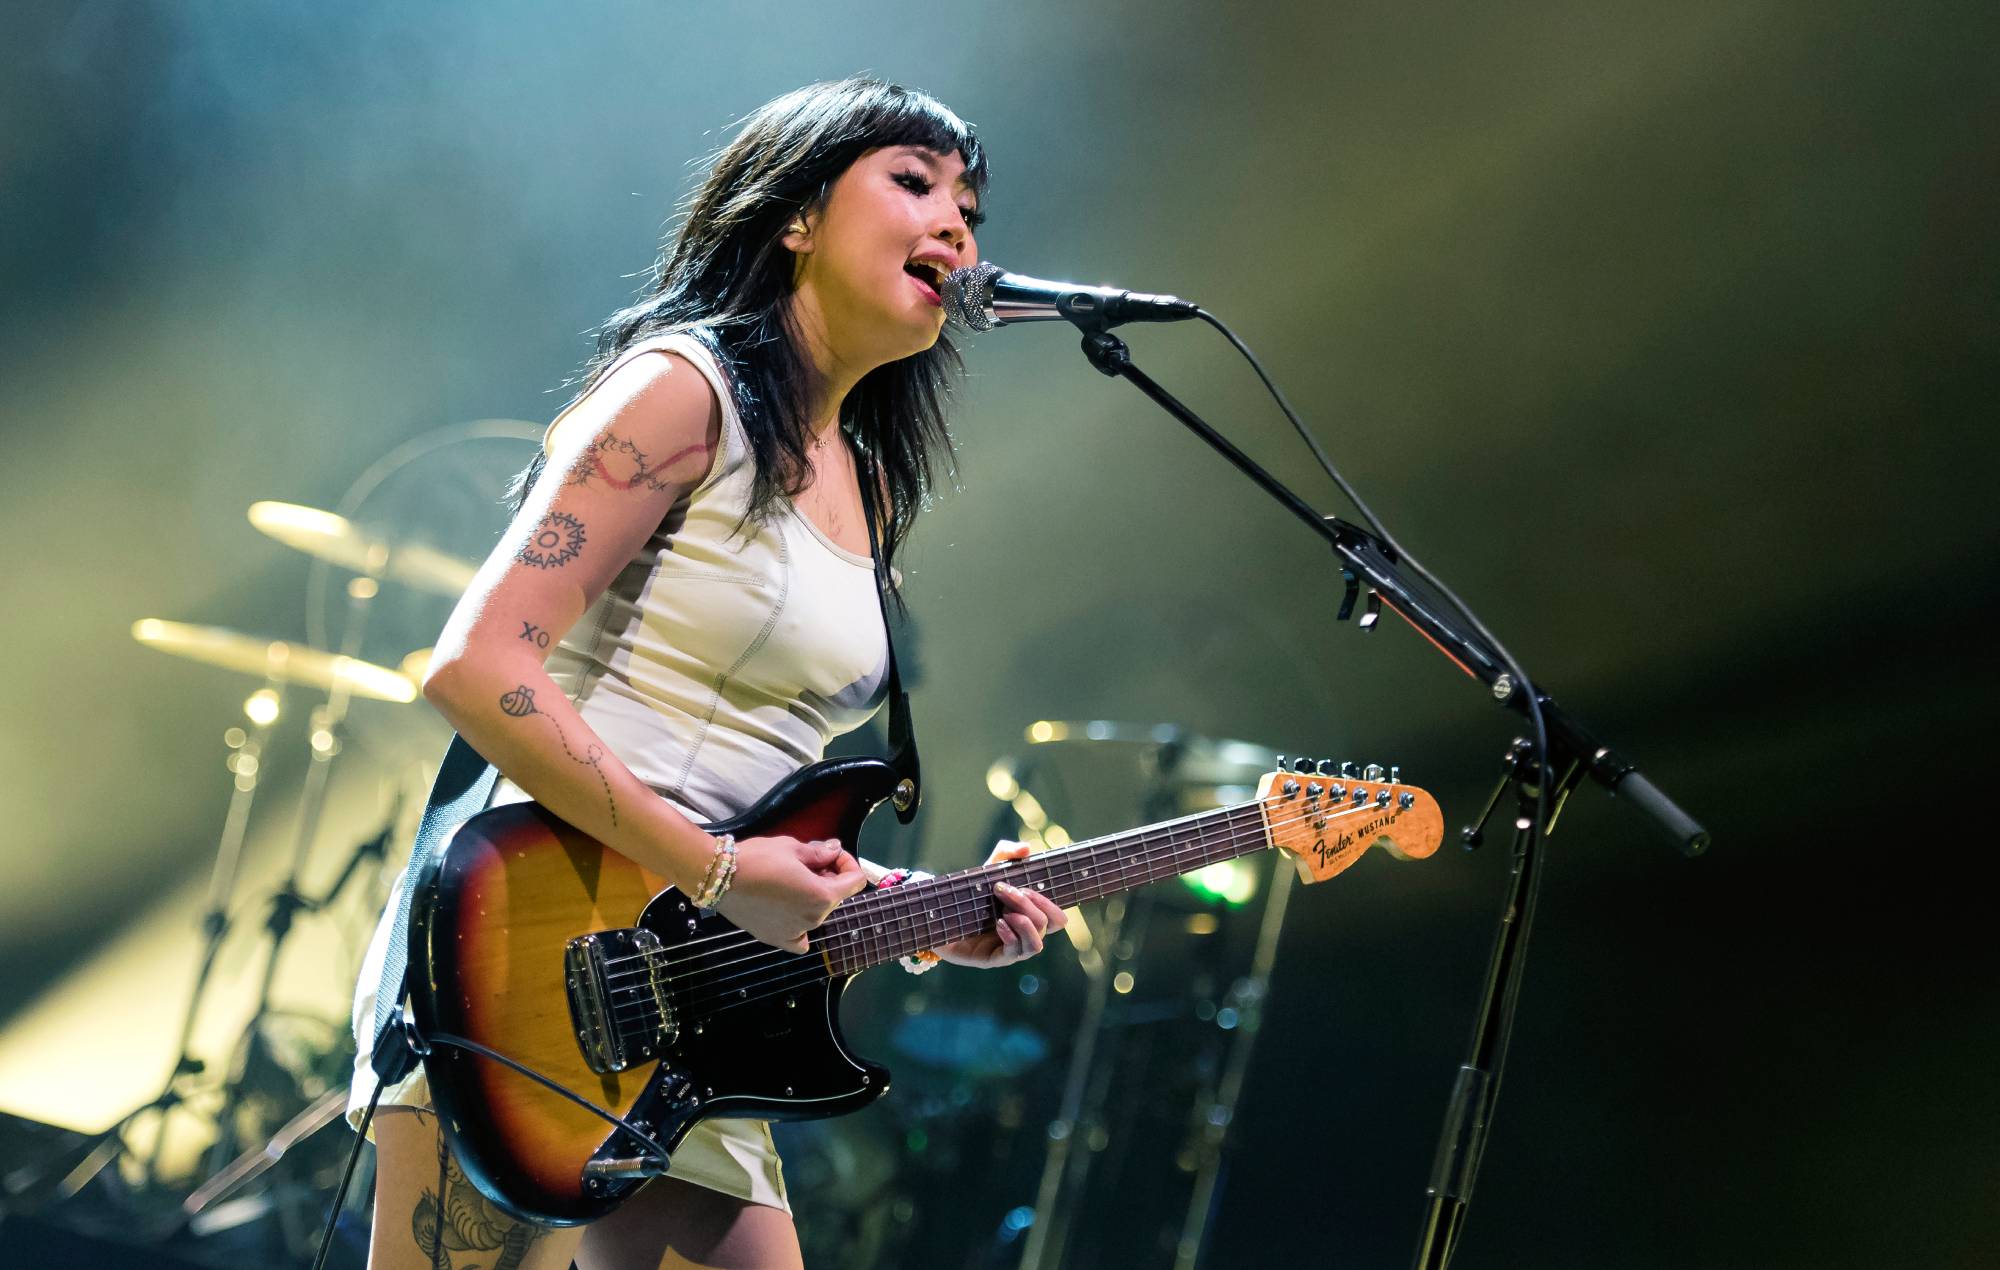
left=1363, top=763, right=1385, bottom=782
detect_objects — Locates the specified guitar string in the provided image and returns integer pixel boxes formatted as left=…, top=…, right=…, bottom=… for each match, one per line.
left=599, top=795, right=1405, bottom=1015
left=600, top=798, right=1409, bottom=1035
left=602, top=805, right=1270, bottom=1023
left=605, top=811, right=1277, bottom=1042
left=595, top=790, right=1405, bottom=981
left=591, top=794, right=1280, bottom=970
left=597, top=795, right=1350, bottom=997
left=603, top=821, right=1383, bottom=1048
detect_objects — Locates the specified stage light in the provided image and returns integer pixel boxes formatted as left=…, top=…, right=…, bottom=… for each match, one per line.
left=244, top=689, right=281, bottom=726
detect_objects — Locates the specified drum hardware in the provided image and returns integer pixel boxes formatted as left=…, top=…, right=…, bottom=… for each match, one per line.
left=993, top=722, right=1299, bottom=1270
left=60, top=508, right=438, bottom=1206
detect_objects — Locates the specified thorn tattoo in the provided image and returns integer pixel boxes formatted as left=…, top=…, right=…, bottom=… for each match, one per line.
left=516, top=511, right=586, bottom=569
left=497, top=685, right=618, bottom=826
left=563, top=432, right=706, bottom=493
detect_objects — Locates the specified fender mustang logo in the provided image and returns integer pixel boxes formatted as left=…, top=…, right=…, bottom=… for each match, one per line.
left=1312, top=803, right=1407, bottom=869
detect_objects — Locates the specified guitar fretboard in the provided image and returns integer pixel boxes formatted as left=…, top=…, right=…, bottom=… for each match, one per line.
left=815, top=801, right=1271, bottom=977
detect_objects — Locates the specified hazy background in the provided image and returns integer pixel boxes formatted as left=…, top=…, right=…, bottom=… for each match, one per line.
left=3, top=1, right=1996, bottom=1265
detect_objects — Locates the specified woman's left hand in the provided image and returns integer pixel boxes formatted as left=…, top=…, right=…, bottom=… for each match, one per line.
left=934, top=843, right=1069, bottom=968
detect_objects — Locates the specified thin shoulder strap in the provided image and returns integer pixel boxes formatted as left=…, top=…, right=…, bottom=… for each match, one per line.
left=854, top=445, right=922, bottom=823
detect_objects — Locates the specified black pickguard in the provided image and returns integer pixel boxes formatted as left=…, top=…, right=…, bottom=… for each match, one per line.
left=579, top=757, right=901, bottom=1202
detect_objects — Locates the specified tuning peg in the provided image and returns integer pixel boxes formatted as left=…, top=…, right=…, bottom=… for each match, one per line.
left=1314, top=759, right=1336, bottom=776
left=1363, top=763, right=1384, bottom=782
left=1293, top=757, right=1315, bottom=774
left=1339, top=761, right=1357, bottom=779
left=1389, top=764, right=1401, bottom=785
left=1274, top=755, right=1286, bottom=773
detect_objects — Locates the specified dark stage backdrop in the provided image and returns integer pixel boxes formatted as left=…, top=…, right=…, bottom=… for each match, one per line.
left=3, top=1, right=1996, bottom=1266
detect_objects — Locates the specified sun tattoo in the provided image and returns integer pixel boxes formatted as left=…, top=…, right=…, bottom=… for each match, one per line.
left=516, top=511, right=586, bottom=569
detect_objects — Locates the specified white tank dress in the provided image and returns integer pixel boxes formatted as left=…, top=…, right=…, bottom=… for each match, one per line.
left=346, top=330, right=893, bottom=1214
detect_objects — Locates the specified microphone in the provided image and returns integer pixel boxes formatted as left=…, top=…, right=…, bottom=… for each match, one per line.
left=942, top=261, right=1200, bottom=333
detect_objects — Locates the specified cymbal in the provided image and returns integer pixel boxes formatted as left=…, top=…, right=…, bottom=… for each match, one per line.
left=1016, top=720, right=1278, bottom=788
left=247, top=501, right=477, bottom=597
left=132, top=619, right=418, bottom=703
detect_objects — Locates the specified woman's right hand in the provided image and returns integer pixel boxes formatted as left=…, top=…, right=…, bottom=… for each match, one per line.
left=714, top=835, right=867, bottom=952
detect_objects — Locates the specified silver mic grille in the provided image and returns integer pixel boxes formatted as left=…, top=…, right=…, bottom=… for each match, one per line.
left=942, top=262, right=1003, bottom=331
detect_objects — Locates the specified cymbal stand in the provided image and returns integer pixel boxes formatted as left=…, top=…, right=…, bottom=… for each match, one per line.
left=1173, top=852, right=1297, bottom=1270
left=55, top=664, right=288, bottom=1200
left=1018, top=742, right=1185, bottom=1270
left=203, top=573, right=379, bottom=1171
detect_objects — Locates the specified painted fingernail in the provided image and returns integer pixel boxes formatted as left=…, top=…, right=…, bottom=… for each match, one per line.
left=996, top=881, right=1016, bottom=895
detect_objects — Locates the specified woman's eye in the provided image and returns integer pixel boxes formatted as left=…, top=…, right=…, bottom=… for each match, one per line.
left=959, top=206, right=985, bottom=231
left=892, top=171, right=933, bottom=195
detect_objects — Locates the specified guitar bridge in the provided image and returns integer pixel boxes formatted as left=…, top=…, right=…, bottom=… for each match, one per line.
left=564, top=928, right=675, bottom=1074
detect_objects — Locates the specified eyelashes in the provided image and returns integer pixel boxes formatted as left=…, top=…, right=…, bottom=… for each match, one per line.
left=892, top=169, right=985, bottom=231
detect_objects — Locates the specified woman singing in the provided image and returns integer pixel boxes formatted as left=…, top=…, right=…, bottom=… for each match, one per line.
left=347, top=78, right=1065, bottom=1269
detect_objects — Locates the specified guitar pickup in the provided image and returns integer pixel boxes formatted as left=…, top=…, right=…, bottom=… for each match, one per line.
left=565, top=928, right=674, bottom=1075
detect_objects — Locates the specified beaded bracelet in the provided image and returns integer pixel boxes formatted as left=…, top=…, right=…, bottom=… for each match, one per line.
left=692, top=833, right=738, bottom=909
left=874, top=867, right=940, bottom=974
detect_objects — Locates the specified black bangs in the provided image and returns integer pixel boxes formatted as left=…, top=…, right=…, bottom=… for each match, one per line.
left=855, top=84, right=989, bottom=196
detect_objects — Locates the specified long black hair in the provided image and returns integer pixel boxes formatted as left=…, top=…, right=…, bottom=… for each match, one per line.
left=513, top=77, right=988, bottom=573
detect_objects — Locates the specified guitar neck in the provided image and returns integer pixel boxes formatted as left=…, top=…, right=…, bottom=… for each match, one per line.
left=819, top=802, right=1269, bottom=977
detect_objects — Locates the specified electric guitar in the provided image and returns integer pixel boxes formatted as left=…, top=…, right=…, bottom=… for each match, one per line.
left=409, top=754, right=1442, bottom=1224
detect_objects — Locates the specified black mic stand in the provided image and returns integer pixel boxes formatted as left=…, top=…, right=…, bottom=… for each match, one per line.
left=1067, top=324, right=1710, bottom=1270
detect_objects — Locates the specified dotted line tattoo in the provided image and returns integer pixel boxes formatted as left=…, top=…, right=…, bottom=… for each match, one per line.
left=498, top=685, right=617, bottom=826
left=516, top=511, right=586, bottom=569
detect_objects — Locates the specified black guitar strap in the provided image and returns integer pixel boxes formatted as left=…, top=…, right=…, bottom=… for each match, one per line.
left=853, top=441, right=923, bottom=823
left=368, top=732, right=496, bottom=1082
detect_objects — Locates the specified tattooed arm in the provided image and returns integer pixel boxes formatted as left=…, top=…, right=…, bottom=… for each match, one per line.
left=421, top=351, right=864, bottom=948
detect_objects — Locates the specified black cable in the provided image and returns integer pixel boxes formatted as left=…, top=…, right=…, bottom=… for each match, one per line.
left=1192, top=306, right=1552, bottom=838
left=311, top=1076, right=383, bottom=1270
left=431, top=1122, right=447, bottom=1270
left=425, top=1031, right=675, bottom=1167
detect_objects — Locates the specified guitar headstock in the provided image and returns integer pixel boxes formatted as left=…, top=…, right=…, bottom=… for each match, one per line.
left=1255, top=758, right=1443, bottom=883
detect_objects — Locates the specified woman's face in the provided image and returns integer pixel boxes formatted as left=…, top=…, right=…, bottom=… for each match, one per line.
left=790, top=144, right=982, bottom=365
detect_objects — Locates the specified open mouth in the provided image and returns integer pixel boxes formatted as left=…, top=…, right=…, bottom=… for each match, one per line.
left=903, top=259, right=949, bottom=305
